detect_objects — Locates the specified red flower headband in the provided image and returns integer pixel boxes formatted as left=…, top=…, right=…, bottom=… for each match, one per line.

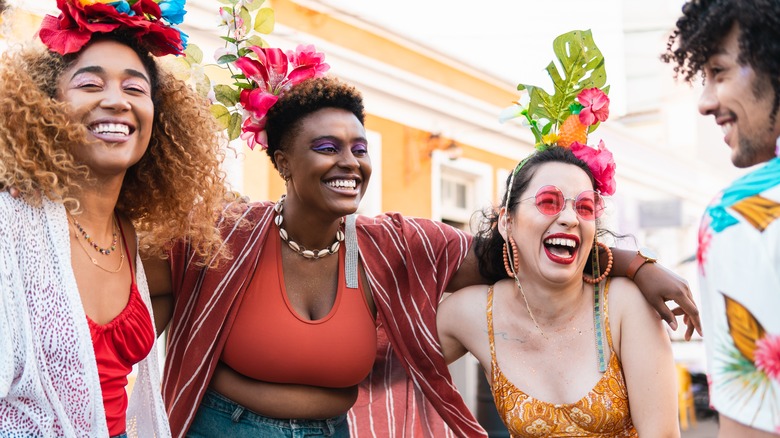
left=39, top=0, right=188, bottom=57
left=500, top=29, right=616, bottom=196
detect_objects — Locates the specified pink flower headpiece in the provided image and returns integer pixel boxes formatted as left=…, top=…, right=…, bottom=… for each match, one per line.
left=39, top=0, right=188, bottom=57
left=201, top=3, right=329, bottom=149
left=500, top=30, right=617, bottom=196
left=231, top=44, right=329, bottom=150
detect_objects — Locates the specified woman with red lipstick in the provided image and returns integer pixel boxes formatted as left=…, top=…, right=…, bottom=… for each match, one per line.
left=0, top=1, right=229, bottom=437
left=438, top=32, right=680, bottom=436
left=437, top=147, right=679, bottom=437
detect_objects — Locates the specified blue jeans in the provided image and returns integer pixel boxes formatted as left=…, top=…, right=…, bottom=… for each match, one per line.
left=187, top=389, right=349, bottom=437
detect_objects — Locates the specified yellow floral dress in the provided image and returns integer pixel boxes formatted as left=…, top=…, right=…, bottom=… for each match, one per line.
left=486, top=280, right=637, bottom=437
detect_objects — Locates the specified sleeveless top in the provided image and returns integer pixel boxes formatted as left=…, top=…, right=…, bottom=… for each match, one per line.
left=487, top=279, right=638, bottom=437
left=221, top=227, right=377, bottom=388
left=87, top=219, right=155, bottom=436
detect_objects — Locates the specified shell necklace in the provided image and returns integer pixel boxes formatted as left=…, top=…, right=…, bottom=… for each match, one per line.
left=273, top=195, right=344, bottom=260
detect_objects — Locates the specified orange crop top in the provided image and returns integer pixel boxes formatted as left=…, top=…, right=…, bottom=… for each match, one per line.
left=221, top=229, right=377, bottom=388
left=487, top=280, right=638, bottom=437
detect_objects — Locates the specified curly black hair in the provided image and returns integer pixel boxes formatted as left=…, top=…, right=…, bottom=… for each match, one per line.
left=264, top=76, right=365, bottom=169
left=473, top=147, right=612, bottom=283
left=661, top=0, right=780, bottom=121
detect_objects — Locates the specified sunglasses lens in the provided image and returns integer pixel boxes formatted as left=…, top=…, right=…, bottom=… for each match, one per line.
left=535, top=186, right=564, bottom=216
left=532, top=186, right=604, bottom=220
left=575, top=191, right=603, bottom=220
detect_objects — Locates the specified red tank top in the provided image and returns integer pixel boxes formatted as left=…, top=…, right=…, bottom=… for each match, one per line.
left=87, top=219, right=155, bottom=436
left=221, top=227, right=377, bottom=388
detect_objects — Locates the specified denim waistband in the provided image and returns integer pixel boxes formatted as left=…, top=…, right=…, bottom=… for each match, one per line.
left=200, top=388, right=348, bottom=432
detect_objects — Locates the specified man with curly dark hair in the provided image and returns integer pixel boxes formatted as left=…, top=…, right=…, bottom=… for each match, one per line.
left=663, top=1, right=780, bottom=436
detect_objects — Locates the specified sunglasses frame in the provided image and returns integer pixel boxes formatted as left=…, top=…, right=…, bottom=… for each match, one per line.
left=519, top=185, right=605, bottom=221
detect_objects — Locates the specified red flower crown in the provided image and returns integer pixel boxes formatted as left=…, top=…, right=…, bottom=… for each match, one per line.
left=39, top=0, right=188, bottom=57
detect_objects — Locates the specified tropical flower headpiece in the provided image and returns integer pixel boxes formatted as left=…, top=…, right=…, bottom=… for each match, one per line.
left=501, top=29, right=616, bottom=196
left=39, top=0, right=188, bottom=57
left=203, top=1, right=329, bottom=150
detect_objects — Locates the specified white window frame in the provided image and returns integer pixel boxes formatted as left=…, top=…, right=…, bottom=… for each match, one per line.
left=356, top=129, right=382, bottom=216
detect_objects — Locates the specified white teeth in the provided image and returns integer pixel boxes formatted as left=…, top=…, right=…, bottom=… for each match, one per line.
left=90, top=123, right=130, bottom=136
left=721, top=123, right=732, bottom=135
left=544, top=237, right=576, bottom=248
left=327, top=179, right=357, bottom=189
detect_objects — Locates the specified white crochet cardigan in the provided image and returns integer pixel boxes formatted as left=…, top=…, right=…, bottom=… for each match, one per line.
left=0, top=193, right=170, bottom=437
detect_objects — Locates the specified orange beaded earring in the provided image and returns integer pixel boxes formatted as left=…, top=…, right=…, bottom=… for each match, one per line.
left=503, top=236, right=520, bottom=278
left=583, top=240, right=613, bottom=284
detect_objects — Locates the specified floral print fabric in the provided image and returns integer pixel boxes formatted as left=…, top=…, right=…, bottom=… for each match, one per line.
left=486, top=281, right=637, bottom=437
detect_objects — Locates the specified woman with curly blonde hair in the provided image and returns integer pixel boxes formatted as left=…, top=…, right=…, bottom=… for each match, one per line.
left=0, top=1, right=228, bottom=436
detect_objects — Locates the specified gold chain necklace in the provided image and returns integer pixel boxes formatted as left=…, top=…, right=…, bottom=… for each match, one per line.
left=69, top=217, right=125, bottom=273
left=512, top=276, right=548, bottom=340
left=273, top=195, right=344, bottom=260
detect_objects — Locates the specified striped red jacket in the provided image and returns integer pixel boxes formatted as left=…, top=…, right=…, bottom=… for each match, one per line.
left=162, top=201, right=487, bottom=437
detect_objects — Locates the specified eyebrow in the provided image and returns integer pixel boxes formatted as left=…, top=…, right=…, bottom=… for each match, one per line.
left=70, top=66, right=150, bottom=83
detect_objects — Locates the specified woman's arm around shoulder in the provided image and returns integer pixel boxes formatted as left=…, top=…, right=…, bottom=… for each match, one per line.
left=141, top=254, right=173, bottom=336
left=608, top=277, right=680, bottom=438
left=436, top=284, right=489, bottom=365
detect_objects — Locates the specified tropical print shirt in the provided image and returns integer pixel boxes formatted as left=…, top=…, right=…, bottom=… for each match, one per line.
left=698, top=157, right=780, bottom=433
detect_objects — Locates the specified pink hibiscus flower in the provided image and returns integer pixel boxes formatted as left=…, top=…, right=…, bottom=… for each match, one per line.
left=755, top=334, right=780, bottom=382
left=577, top=88, right=610, bottom=126
left=570, top=140, right=616, bottom=195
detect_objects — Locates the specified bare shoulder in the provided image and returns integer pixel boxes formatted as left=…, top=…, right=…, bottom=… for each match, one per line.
left=607, top=277, right=653, bottom=316
left=438, top=284, right=492, bottom=328
left=441, top=284, right=491, bottom=309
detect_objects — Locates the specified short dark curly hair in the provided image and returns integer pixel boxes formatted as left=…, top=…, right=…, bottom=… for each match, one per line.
left=264, top=76, right=365, bottom=169
left=661, top=0, right=780, bottom=121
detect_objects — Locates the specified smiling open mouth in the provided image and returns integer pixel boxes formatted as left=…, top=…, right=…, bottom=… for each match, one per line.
left=544, top=236, right=578, bottom=259
left=327, top=179, right=357, bottom=189
left=89, top=122, right=132, bottom=136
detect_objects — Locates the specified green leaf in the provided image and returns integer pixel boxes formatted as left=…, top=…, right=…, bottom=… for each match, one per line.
left=216, top=0, right=237, bottom=4
left=210, top=104, right=231, bottom=130
left=220, top=36, right=237, bottom=44
left=165, top=56, right=192, bottom=81
left=237, top=47, right=252, bottom=57
left=195, top=75, right=212, bottom=99
left=235, top=82, right=253, bottom=90
left=238, top=6, right=252, bottom=36
left=184, top=44, right=203, bottom=65
left=228, top=112, right=243, bottom=141
left=516, top=29, right=607, bottom=129
left=214, top=84, right=240, bottom=107
left=245, top=35, right=267, bottom=49
left=217, top=54, right=238, bottom=65
left=254, top=8, right=275, bottom=34
left=244, top=0, right=265, bottom=11
left=231, top=74, right=247, bottom=80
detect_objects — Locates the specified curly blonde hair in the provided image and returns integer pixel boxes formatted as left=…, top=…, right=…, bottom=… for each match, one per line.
left=0, top=36, right=230, bottom=263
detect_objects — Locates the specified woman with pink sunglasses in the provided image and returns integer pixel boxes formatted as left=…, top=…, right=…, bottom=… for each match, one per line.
left=437, top=146, right=680, bottom=437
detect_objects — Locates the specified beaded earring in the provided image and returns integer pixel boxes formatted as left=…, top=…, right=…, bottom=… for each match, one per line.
left=502, top=236, right=520, bottom=278
left=583, top=240, right=613, bottom=284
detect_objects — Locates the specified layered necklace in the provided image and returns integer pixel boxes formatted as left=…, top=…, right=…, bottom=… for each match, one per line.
left=274, top=195, right=344, bottom=260
left=69, top=214, right=125, bottom=273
